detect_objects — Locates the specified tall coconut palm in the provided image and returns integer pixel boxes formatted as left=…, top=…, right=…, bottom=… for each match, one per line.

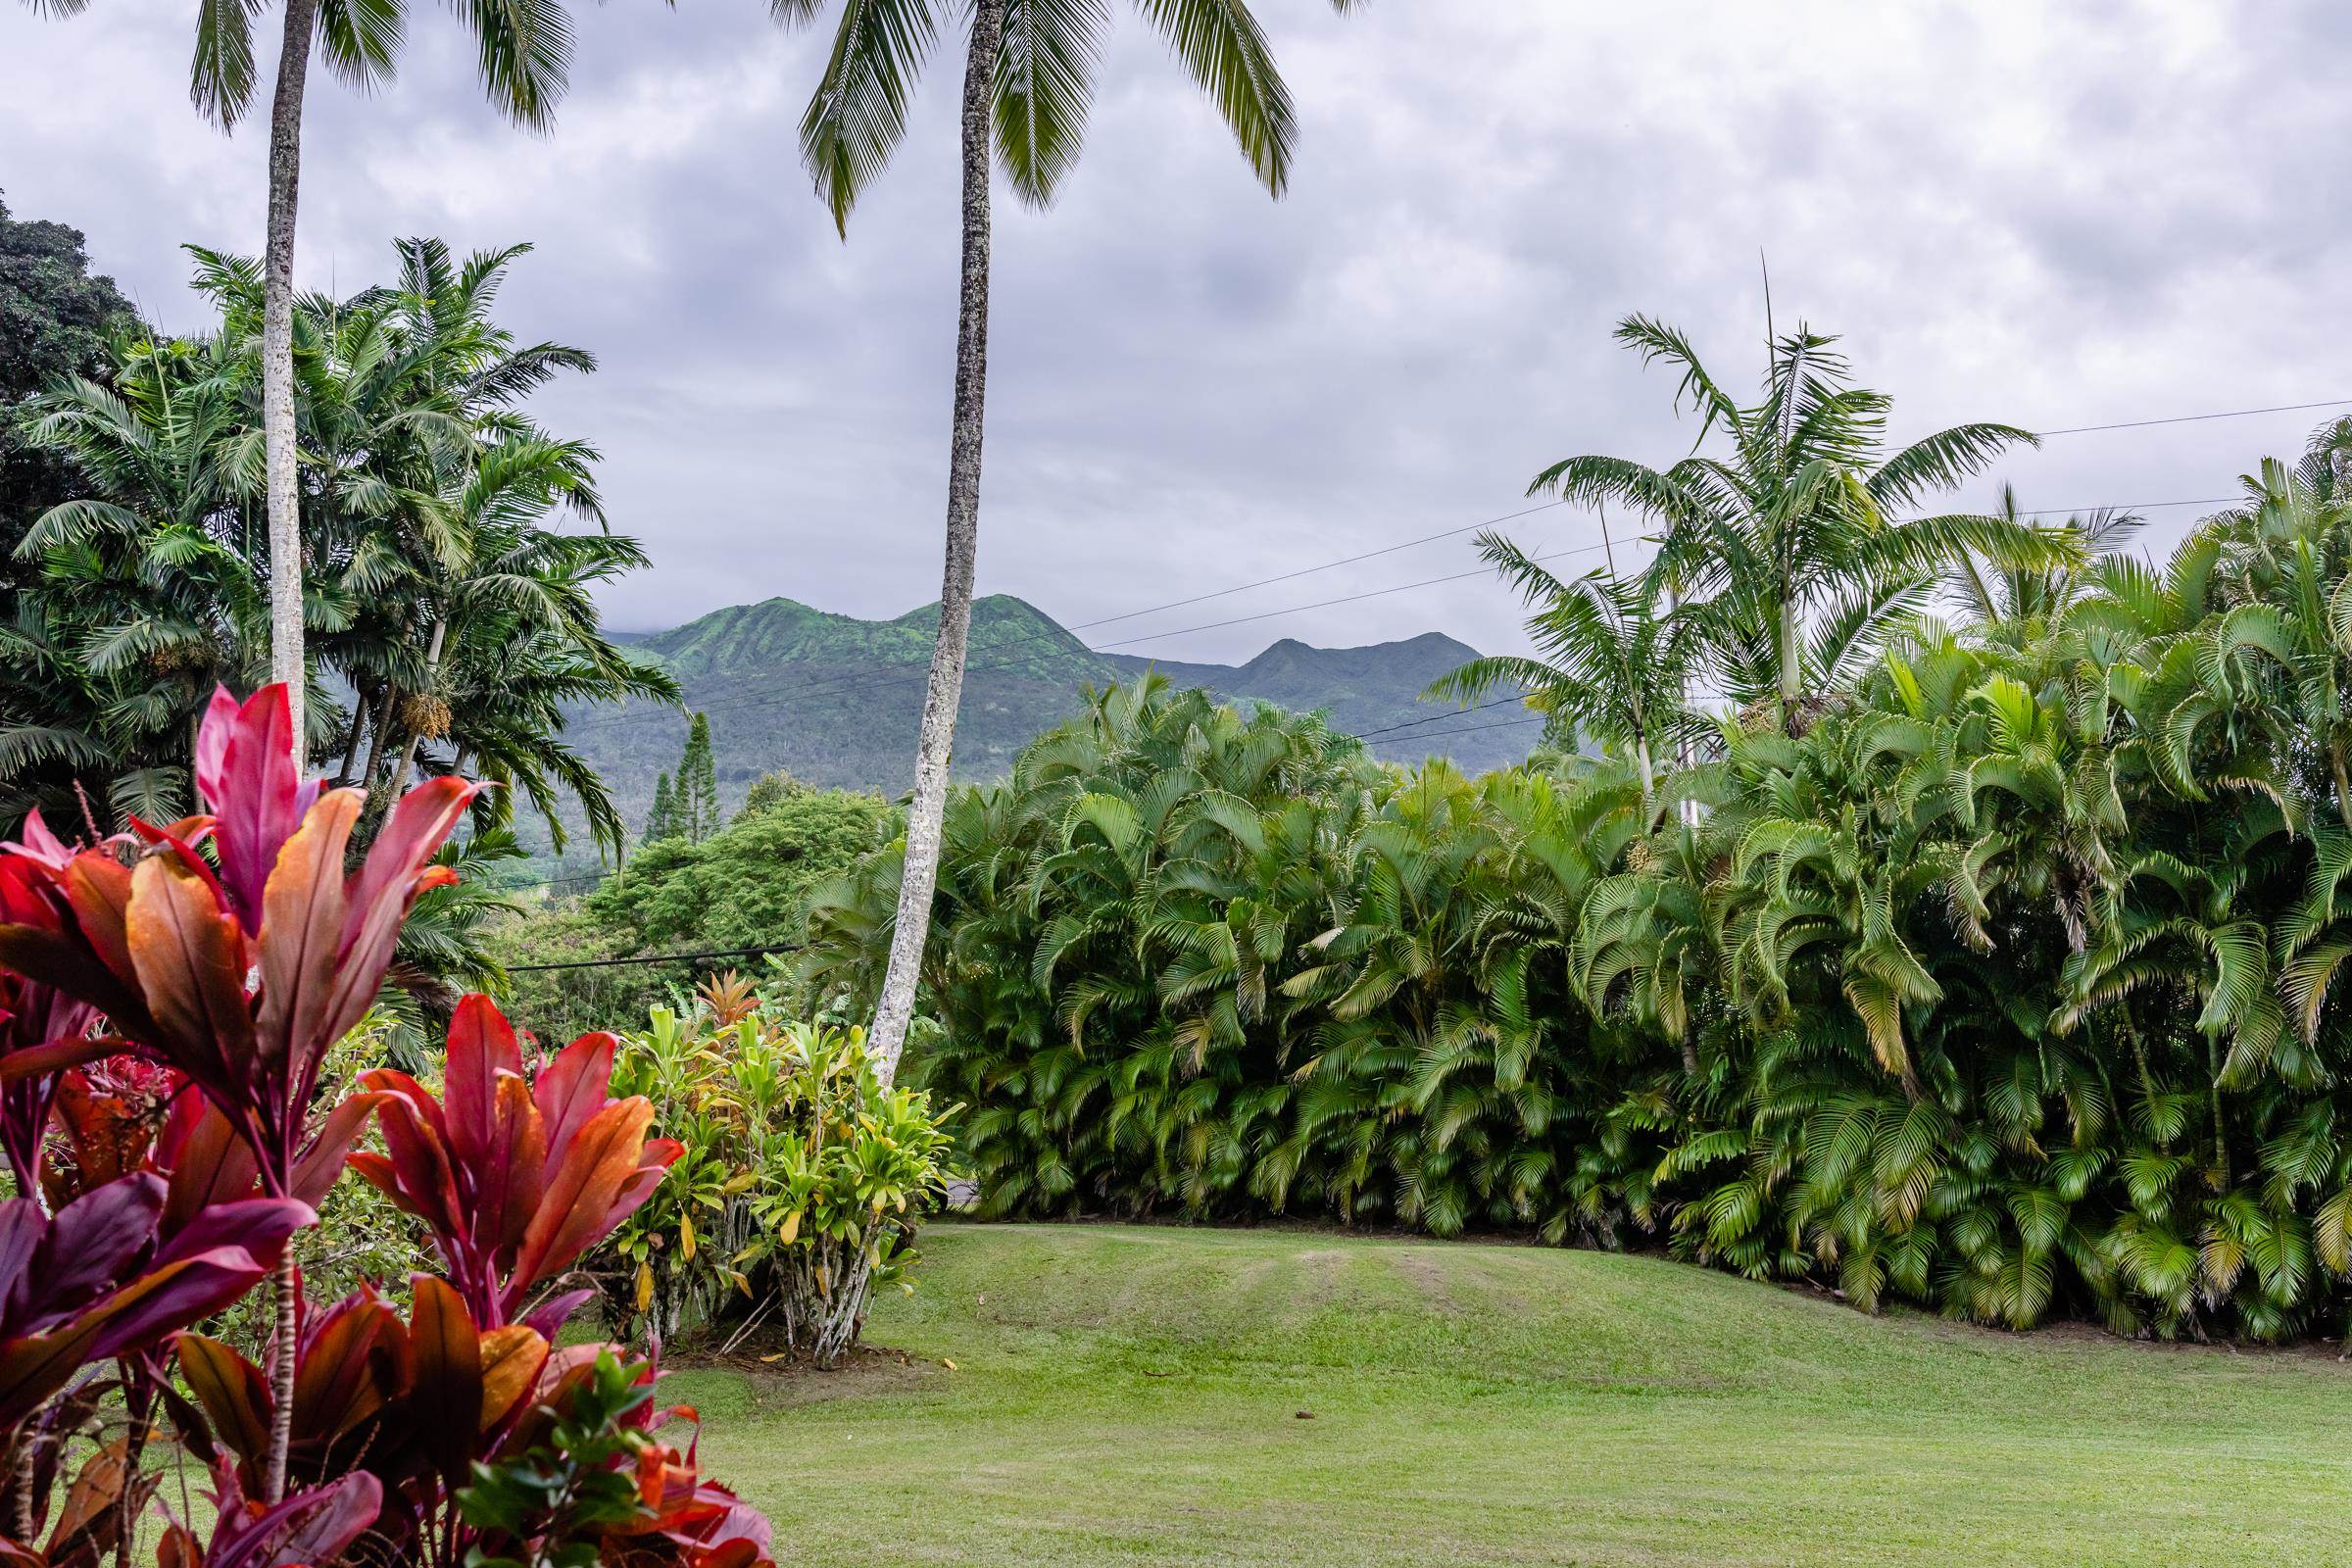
left=25, top=0, right=579, bottom=754
left=1531, top=317, right=2055, bottom=729
left=775, top=0, right=1363, bottom=1083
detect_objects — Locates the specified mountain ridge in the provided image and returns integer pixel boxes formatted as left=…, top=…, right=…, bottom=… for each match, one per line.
left=555, top=594, right=1534, bottom=840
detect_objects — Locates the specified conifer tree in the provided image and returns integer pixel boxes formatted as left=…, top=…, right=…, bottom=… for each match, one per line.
left=679, top=711, right=718, bottom=843
left=645, top=771, right=676, bottom=844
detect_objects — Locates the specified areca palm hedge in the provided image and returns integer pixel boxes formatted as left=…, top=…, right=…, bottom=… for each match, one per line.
left=806, top=335, right=2352, bottom=1340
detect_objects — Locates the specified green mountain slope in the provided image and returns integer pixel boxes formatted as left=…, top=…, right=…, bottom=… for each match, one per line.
left=558, top=595, right=1531, bottom=838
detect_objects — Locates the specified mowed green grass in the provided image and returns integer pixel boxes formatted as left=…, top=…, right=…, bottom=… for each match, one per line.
left=665, top=1223, right=2352, bottom=1567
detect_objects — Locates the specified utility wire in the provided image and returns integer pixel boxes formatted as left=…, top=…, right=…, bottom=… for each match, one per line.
left=1354, top=693, right=1532, bottom=740
left=1365, top=713, right=1549, bottom=745
left=2037, top=400, right=2352, bottom=437
left=505, top=943, right=801, bottom=973
left=2014, top=497, right=2236, bottom=514
left=1087, top=542, right=1608, bottom=651
left=1064, top=499, right=1568, bottom=631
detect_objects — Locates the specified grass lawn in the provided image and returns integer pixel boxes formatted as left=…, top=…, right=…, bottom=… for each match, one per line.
left=665, top=1222, right=2352, bottom=1567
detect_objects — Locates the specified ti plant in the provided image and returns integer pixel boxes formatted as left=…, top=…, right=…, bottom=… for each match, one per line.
left=0, top=683, right=770, bottom=1566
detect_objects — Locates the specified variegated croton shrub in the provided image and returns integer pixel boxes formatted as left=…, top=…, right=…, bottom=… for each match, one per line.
left=0, top=685, right=773, bottom=1568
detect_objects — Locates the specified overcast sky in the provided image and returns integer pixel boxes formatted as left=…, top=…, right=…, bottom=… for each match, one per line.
left=7, top=2, right=2351, bottom=664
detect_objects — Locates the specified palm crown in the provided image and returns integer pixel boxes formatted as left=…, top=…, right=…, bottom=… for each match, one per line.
left=167, top=0, right=571, bottom=131
left=1426, top=531, right=1701, bottom=807
left=778, top=0, right=1367, bottom=231
left=1530, top=316, right=2057, bottom=721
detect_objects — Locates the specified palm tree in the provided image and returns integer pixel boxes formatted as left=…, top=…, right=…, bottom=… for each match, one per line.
left=7, top=240, right=669, bottom=852
left=4, top=333, right=270, bottom=824
left=1946, top=482, right=2144, bottom=636
left=1427, top=530, right=1701, bottom=808
left=775, top=0, right=1363, bottom=1083
left=20, top=0, right=579, bottom=754
left=1531, top=317, right=2055, bottom=729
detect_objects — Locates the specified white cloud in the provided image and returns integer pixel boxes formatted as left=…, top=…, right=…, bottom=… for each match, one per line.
left=6, top=0, right=2350, bottom=661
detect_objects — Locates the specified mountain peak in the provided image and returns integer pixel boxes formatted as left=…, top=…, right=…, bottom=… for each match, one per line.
left=557, top=595, right=1532, bottom=835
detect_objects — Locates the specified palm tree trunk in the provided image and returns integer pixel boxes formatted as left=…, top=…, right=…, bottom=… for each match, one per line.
left=866, top=0, right=1007, bottom=1087
left=359, top=685, right=395, bottom=797
left=259, top=18, right=318, bottom=1494
left=1778, top=593, right=1801, bottom=723
left=335, top=693, right=368, bottom=786
left=393, top=617, right=449, bottom=789
left=2330, top=733, right=2352, bottom=833
left=262, top=1250, right=296, bottom=1502
left=2207, top=1032, right=2230, bottom=1191
left=261, top=0, right=321, bottom=749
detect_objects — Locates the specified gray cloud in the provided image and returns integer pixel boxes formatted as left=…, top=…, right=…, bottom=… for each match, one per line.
left=7, top=1, right=2352, bottom=664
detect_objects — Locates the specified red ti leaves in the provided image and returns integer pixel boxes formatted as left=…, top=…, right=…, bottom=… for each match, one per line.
left=0, top=1177, right=307, bottom=1432
left=354, top=994, right=678, bottom=1327
left=0, top=683, right=482, bottom=1194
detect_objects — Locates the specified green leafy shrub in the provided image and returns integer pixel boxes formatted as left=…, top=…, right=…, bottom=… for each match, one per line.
left=600, top=978, right=957, bottom=1363
left=489, top=779, right=894, bottom=1044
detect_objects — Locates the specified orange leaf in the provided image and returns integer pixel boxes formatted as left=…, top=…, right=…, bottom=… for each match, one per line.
left=476, top=1325, right=548, bottom=1433
left=408, top=1276, right=483, bottom=1484
left=125, top=855, right=254, bottom=1067
left=254, top=789, right=360, bottom=1073
left=512, top=1097, right=657, bottom=1294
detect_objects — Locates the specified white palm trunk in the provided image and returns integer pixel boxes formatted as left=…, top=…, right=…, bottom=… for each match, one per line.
left=262, top=0, right=322, bottom=750
left=867, top=0, right=1008, bottom=1085
left=258, top=0, right=321, bottom=1504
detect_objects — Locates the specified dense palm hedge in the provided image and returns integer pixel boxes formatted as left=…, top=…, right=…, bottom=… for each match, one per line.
left=808, top=431, right=2352, bottom=1340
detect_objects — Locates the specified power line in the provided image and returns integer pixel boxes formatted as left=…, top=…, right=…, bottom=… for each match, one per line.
left=1354, top=693, right=1531, bottom=740
left=2012, top=497, right=2237, bottom=515
left=2038, top=400, right=2352, bottom=437
left=505, top=943, right=800, bottom=974
left=1064, top=499, right=1568, bottom=632
left=1366, top=713, right=1549, bottom=746
left=1088, top=540, right=1613, bottom=652
left=503, top=869, right=610, bottom=890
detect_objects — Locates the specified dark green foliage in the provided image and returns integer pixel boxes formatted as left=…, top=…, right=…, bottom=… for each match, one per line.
left=0, top=193, right=139, bottom=555
left=456, top=1353, right=661, bottom=1568
left=593, top=779, right=890, bottom=952
left=677, top=711, right=718, bottom=843
left=1, top=234, right=672, bottom=847
left=805, top=676, right=1657, bottom=1238
left=482, top=906, right=647, bottom=1047
left=645, top=771, right=677, bottom=844
left=489, top=779, right=893, bottom=1043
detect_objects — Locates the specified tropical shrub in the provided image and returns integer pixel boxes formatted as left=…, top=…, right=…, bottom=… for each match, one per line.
left=805, top=424, right=2352, bottom=1343
left=0, top=683, right=771, bottom=1565
left=806, top=678, right=1662, bottom=1238
left=601, top=977, right=956, bottom=1364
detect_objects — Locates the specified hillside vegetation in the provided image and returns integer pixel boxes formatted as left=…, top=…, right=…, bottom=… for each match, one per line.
left=561, top=595, right=1530, bottom=832
left=676, top=1223, right=2352, bottom=1568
